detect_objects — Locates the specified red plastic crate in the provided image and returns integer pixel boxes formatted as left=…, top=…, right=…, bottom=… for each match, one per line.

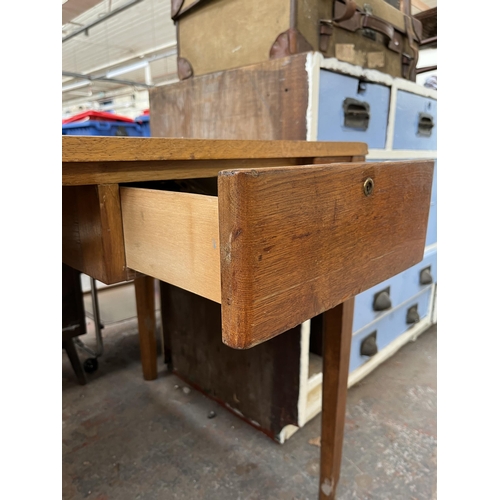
left=62, top=111, right=134, bottom=124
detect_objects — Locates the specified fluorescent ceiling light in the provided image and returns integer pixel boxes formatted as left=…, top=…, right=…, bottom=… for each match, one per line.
left=62, top=80, right=90, bottom=92
left=106, top=60, right=149, bottom=78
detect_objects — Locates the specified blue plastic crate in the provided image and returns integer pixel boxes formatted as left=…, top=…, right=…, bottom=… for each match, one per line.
left=134, top=114, right=150, bottom=137
left=62, top=120, right=143, bottom=136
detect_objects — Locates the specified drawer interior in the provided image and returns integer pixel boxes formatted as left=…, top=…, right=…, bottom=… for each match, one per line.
left=121, top=186, right=221, bottom=304
left=120, top=160, right=433, bottom=350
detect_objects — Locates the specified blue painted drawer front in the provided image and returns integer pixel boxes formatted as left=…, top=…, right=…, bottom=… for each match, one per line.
left=425, top=160, right=437, bottom=246
left=352, top=246, right=437, bottom=333
left=318, top=70, right=390, bottom=148
left=393, top=90, right=437, bottom=150
left=349, top=286, right=433, bottom=373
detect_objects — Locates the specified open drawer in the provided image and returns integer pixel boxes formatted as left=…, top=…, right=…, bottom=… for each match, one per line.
left=120, top=160, right=433, bottom=349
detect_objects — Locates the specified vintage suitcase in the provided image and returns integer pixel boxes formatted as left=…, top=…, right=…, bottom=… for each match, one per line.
left=172, top=0, right=422, bottom=81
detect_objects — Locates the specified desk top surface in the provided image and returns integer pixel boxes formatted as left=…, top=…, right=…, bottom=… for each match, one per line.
left=62, top=136, right=367, bottom=186
left=62, top=136, right=367, bottom=163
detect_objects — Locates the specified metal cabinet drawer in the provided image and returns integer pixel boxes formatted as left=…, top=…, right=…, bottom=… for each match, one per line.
left=393, top=90, right=437, bottom=150
left=318, top=70, right=390, bottom=149
left=352, top=245, right=437, bottom=333
left=349, top=285, right=434, bottom=372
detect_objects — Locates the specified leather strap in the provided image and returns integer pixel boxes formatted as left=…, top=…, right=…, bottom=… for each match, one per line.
left=333, top=0, right=420, bottom=42
left=400, top=0, right=411, bottom=16
left=333, top=0, right=357, bottom=23
left=362, top=14, right=394, bottom=40
left=400, top=0, right=419, bottom=80
left=403, top=14, right=419, bottom=80
left=334, top=10, right=395, bottom=42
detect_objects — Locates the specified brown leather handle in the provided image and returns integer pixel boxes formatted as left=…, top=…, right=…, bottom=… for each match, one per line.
left=400, top=0, right=411, bottom=16
left=333, top=0, right=357, bottom=23
left=362, top=14, right=395, bottom=40
left=333, top=2, right=395, bottom=42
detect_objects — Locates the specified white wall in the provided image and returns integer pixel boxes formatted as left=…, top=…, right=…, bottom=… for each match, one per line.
left=62, top=88, right=150, bottom=120
left=416, top=48, right=437, bottom=87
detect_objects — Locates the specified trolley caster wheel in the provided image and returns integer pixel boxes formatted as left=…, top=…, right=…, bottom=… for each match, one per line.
left=83, top=358, right=98, bottom=373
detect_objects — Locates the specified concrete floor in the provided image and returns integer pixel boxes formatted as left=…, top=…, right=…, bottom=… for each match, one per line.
left=63, top=292, right=436, bottom=500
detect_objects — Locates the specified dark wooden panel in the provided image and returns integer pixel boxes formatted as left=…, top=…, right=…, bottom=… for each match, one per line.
left=218, top=160, right=434, bottom=348
left=62, top=184, right=136, bottom=284
left=135, top=275, right=158, bottom=381
left=62, top=263, right=86, bottom=338
left=149, top=54, right=311, bottom=141
left=160, top=282, right=302, bottom=439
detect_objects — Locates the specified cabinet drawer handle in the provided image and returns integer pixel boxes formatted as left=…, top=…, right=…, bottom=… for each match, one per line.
left=373, top=288, right=391, bottom=311
left=343, top=98, right=370, bottom=131
left=406, top=304, right=420, bottom=324
left=360, top=331, right=378, bottom=357
left=420, top=266, right=433, bottom=285
left=417, top=112, right=434, bottom=137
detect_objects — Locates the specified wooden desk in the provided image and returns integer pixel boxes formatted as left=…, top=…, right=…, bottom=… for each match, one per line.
left=62, top=136, right=433, bottom=499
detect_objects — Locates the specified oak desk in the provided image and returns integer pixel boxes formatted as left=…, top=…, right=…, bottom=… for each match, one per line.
left=62, top=136, right=432, bottom=499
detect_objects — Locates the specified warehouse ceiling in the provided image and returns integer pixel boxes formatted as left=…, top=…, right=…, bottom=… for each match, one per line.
left=62, top=0, right=177, bottom=110
left=62, top=0, right=437, bottom=111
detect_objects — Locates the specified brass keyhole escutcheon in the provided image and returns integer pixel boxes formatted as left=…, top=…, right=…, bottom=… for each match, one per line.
left=363, top=177, right=374, bottom=196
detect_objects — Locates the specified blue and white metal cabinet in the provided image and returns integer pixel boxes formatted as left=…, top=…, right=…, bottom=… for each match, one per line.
left=291, top=55, right=437, bottom=437
left=317, top=71, right=390, bottom=148
left=310, top=56, right=436, bottom=340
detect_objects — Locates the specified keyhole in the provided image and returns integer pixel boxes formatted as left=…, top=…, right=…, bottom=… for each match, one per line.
left=363, top=177, right=374, bottom=196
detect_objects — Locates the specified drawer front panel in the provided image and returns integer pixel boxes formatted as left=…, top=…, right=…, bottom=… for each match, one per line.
left=367, top=158, right=436, bottom=246
left=120, top=159, right=434, bottom=350
left=353, top=245, right=437, bottom=333
left=393, top=90, right=437, bottom=150
left=318, top=70, right=390, bottom=149
left=349, top=286, right=433, bottom=373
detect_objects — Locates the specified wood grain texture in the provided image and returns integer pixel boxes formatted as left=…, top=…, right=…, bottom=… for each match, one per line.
left=63, top=155, right=367, bottom=187
left=121, top=187, right=221, bottom=303
left=64, top=158, right=298, bottom=186
left=63, top=136, right=367, bottom=163
left=218, top=160, right=433, bottom=348
left=319, top=299, right=355, bottom=499
left=62, top=184, right=136, bottom=284
left=134, top=275, right=157, bottom=381
left=160, top=282, right=302, bottom=439
left=149, top=54, right=313, bottom=141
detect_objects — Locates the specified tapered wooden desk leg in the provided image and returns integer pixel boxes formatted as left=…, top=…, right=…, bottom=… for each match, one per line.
left=63, top=338, right=87, bottom=385
left=134, top=276, right=157, bottom=381
left=319, top=298, right=355, bottom=499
